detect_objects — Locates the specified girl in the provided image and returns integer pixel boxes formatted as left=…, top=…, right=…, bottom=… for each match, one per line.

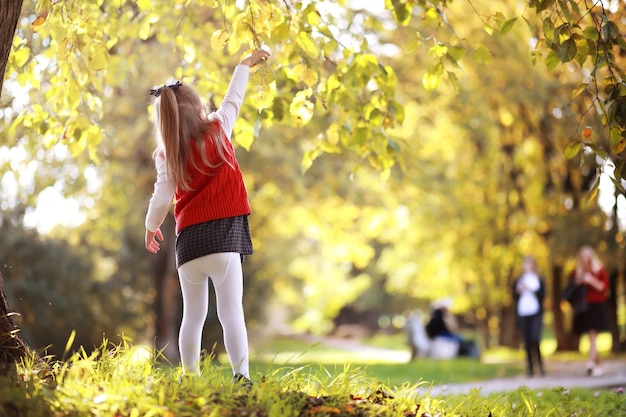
left=512, top=256, right=546, bottom=376
left=569, top=246, right=610, bottom=377
left=144, top=49, right=271, bottom=384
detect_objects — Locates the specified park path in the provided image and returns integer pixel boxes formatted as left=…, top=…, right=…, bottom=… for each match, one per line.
left=423, top=359, right=626, bottom=396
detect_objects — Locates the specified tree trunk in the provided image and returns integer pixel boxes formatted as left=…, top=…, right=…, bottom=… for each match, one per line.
left=0, top=0, right=24, bottom=95
left=0, top=273, right=35, bottom=375
left=553, top=262, right=580, bottom=351
left=0, top=0, right=30, bottom=374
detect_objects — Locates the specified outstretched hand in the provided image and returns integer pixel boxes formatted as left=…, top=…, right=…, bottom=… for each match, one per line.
left=145, top=227, right=164, bottom=253
left=240, top=49, right=271, bottom=67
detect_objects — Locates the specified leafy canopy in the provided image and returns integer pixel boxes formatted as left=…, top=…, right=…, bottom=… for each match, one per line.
left=5, top=0, right=625, bottom=185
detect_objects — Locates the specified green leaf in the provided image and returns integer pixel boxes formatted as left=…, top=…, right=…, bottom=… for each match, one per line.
left=448, top=46, right=465, bottom=61
left=583, top=26, right=599, bottom=41
left=472, top=45, right=492, bottom=64
left=349, top=127, right=368, bottom=147
left=559, top=38, right=577, bottom=62
left=499, top=18, right=518, bottom=34
left=447, top=70, right=459, bottom=92
left=574, top=37, right=589, bottom=66
left=387, top=0, right=412, bottom=26
left=389, top=101, right=404, bottom=125
left=542, top=17, right=555, bottom=45
left=544, top=50, right=561, bottom=70
left=602, top=21, right=619, bottom=41
left=564, top=141, right=582, bottom=159
left=535, top=0, right=556, bottom=13
left=557, top=0, right=572, bottom=22
left=610, top=126, right=623, bottom=145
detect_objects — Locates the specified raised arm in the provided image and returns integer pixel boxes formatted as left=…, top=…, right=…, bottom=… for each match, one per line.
left=210, top=49, right=272, bottom=140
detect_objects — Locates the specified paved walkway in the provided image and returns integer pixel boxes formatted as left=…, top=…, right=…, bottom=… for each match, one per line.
left=425, top=359, right=626, bottom=396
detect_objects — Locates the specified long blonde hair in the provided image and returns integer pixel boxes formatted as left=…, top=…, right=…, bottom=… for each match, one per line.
left=151, top=81, right=234, bottom=191
left=575, top=245, right=603, bottom=277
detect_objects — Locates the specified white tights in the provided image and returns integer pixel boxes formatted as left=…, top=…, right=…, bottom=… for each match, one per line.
left=177, top=252, right=249, bottom=378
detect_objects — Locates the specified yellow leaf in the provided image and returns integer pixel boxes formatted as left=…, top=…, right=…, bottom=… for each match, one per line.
left=326, top=124, right=340, bottom=145
left=12, top=47, right=30, bottom=68
left=139, top=18, right=151, bottom=40
left=422, top=64, right=443, bottom=91
left=289, top=89, right=314, bottom=126
left=306, top=7, right=321, bottom=26
left=293, top=63, right=318, bottom=86
left=250, top=63, right=275, bottom=109
left=210, top=29, right=230, bottom=52
left=43, top=129, right=57, bottom=148
left=31, top=16, right=46, bottom=33
left=182, top=41, right=196, bottom=62
left=232, top=13, right=255, bottom=46
left=58, top=38, right=70, bottom=60
left=234, top=120, right=254, bottom=150
left=296, top=32, right=318, bottom=59
left=290, top=13, right=301, bottom=34
left=16, top=72, right=29, bottom=87
left=137, top=0, right=152, bottom=12
left=89, top=43, right=108, bottom=71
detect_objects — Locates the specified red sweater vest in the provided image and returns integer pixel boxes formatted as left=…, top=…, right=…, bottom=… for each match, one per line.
left=174, top=127, right=251, bottom=234
left=584, top=267, right=609, bottom=303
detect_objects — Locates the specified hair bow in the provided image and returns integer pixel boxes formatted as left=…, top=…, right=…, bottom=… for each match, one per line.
left=149, top=81, right=183, bottom=97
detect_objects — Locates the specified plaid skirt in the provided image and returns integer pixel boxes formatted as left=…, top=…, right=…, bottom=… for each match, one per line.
left=175, top=215, right=253, bottom=269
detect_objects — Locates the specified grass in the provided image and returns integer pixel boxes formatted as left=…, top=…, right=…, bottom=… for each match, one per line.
left=0, top=334, right=624, bottom=416
left=248, top=332, right=538, bottom=387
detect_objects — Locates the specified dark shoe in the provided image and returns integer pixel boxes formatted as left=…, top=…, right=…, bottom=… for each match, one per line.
left=233, top=373, right=253, bottom=389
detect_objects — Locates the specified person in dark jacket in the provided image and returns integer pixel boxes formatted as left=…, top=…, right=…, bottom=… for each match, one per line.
left=512, top=256, right=546, bottom=376
left=426, top=298, right=479, bottom=358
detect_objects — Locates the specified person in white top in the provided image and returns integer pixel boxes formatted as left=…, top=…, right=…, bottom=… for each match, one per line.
left=512, top=256, right=546, bottom=376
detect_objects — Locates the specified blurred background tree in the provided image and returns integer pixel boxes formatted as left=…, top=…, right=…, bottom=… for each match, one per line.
left=0, top=0, right=625, bottom=363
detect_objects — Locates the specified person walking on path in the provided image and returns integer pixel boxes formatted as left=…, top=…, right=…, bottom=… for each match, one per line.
left=144, top=48, right=271, bottom=385
left=512, top=255, right=546, bottom=376
left=566, top=246, right=610, bottom=377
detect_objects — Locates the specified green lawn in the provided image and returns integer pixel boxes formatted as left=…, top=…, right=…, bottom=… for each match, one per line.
left=246, top=331, right=616, bottom=388
left=248, top=340, right=522, bottom=387
left=1, top=334, right=623, bottom=416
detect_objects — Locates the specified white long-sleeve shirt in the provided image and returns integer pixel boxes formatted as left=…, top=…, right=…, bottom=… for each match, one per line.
left=145, top=65, right=251, bottom=233
left=517, top=272, right=541, bottom=317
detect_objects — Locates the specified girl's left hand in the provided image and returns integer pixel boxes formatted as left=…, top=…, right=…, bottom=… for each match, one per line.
left=145, top=227, right=164, bottom=253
